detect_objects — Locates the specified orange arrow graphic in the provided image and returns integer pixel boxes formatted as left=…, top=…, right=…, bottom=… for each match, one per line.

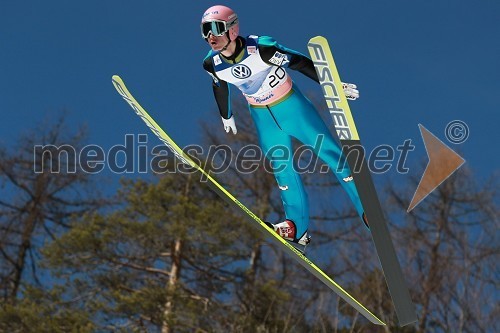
left=408, top=124, right=466, bottom=212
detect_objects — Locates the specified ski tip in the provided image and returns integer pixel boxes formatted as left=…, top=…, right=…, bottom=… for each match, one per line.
left=309, top=35, right=327, bottom=43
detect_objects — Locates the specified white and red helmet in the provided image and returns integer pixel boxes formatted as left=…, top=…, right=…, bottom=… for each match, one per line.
left=201, top=5, right=239, bottom=41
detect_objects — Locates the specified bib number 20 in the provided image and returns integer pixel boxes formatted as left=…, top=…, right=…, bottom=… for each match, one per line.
left=269, top=67, right=286, bottom=88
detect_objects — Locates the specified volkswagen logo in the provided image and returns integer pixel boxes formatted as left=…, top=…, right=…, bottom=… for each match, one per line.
left=231, top=64, right=252, bottom=79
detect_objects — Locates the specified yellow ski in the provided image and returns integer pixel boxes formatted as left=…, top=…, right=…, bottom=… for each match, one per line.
left=111, top=75, right=385, bottom=326
left=308, top=36, right=417, bottom=326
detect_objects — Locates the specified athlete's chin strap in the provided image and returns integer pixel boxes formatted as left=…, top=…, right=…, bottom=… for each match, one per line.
left=219, top=32, right=232, bottom=52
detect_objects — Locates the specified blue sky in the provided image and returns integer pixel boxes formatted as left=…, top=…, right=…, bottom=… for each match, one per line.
left=1, top=0, right=498, bottom=187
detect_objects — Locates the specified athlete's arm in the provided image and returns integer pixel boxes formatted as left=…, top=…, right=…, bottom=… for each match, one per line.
left=203, top=56, right=232, bottom=119
left=257, top=36, right=360, bottom=100
left=203, top=56, right=237, bottom=134
left=257, top=36, right=319, bottom=82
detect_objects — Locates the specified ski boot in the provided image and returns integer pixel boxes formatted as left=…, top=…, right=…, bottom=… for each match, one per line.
left=266, top=219, right=311, bottom=253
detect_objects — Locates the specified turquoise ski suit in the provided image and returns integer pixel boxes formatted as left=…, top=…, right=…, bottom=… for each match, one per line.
left=203, top=35, right=365, bottom=241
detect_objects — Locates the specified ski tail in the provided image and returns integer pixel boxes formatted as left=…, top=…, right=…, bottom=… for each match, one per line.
left=307, top=37, right=417, bottom=326
left=111, top=75, right=386, bottom=326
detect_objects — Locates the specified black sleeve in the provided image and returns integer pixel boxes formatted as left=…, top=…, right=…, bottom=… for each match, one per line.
left=257, top=36, right=319, bottom=83
left=287, top=53, right=319, bottom=83
left=203, top=57, right=231, bottom=119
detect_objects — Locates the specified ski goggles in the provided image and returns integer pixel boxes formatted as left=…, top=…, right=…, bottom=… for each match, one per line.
left=201, top=19, right=237, bottom=38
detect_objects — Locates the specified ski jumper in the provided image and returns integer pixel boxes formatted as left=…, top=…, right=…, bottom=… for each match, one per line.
left=203, top=35, right=364, bottom=239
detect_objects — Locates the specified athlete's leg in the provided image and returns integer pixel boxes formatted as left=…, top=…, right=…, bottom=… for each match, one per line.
left=249, top=105, right=309, bottom=238
left=270, top=89, right=365, bottom=222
